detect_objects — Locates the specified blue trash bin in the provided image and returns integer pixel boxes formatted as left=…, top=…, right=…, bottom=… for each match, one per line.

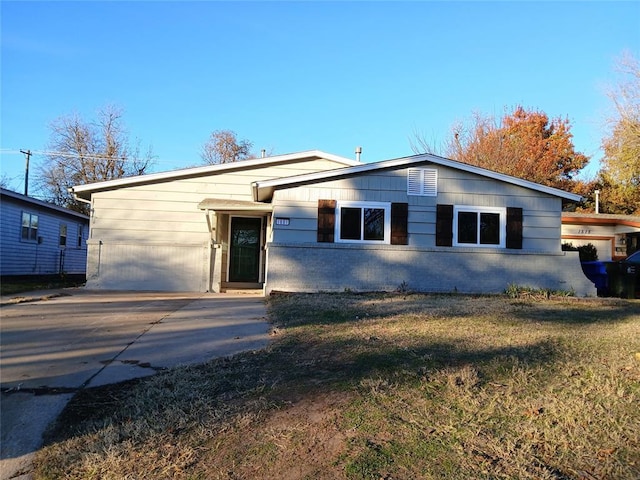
left=580, top=261, right=609, bottom=296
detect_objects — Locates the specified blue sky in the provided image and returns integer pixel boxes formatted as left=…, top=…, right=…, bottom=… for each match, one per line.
left=1, top=1, right=639, bottom=194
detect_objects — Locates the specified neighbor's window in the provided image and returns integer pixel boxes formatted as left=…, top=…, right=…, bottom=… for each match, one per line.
left=453, top=206, right=506, bottom=248
left=77, top=224, right=84, bottom=247
left=21, top=212, right=39, bottom=241
left=59, top=224, right=67, bottom=247
left=335, top=201, right=391, bottom=243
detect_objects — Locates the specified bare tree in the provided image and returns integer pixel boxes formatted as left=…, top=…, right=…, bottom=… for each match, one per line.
left=38, top=105, right=153, bottom=214
left=200, top=130, right=253, bottom=165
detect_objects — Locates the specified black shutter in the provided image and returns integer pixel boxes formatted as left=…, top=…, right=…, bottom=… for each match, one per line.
left=317, top=199, right=336, bottom=243
left=506, top=207, right=523, bottom=249
left=391, top=203, right=409, bottom=245
left=436, top=204, right=453, bottom=246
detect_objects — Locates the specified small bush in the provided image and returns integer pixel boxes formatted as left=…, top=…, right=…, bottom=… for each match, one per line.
left=562, top=242, right=598, bottom=262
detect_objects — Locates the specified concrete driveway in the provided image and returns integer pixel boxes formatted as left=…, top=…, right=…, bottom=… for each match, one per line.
left=0, top=288, right=271, bottom=480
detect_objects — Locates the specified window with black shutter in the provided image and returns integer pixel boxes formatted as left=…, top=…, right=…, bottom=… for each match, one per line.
left=317, top=200, right=409, bottom=245
left=317, top=199, right=336, bottom=243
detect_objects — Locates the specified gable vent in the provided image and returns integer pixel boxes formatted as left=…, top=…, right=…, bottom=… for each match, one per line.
left=408, top=168, right=437, bottom=196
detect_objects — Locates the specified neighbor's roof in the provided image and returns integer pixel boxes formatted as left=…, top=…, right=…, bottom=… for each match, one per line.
left=251, top=153, right=584, bottom=202
left=562, top=212, right=640, bottom=228
left=1, top=188, right=90, bottom=220
left=70, top=150, right=359, bottom=200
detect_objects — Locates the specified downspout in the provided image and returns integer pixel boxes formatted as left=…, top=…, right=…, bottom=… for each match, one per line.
left=69, top=187, right=93, bottom=207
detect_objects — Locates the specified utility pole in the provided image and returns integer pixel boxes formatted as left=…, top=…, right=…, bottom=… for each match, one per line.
left=19, top=149, right=31, bottom=196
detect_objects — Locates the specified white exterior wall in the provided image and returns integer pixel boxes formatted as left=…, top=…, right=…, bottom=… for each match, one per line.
left=265, top=165, right=595, bottom=296
left=271, top=165, right=562, bottom=251
left=85, top=159, right=346, bottom=291
left=1, top=195, right=88, bottom=276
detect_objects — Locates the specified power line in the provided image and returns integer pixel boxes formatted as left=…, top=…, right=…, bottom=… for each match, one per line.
left=0, top=149, right=181, bottom=166
left=1, top=149, right=125, bottom=161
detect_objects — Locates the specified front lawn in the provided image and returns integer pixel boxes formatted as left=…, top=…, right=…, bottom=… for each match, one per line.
left=36, top=292, right=640, bottom=479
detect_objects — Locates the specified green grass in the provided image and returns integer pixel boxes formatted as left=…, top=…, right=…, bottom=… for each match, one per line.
left=35, top=293, right=640, bottom=479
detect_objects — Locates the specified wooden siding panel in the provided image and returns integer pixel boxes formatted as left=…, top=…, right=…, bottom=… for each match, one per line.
left=271, top=166, right=564, bottom=252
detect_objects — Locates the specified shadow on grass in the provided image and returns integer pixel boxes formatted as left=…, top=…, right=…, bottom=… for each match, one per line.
left=38, top=293, right=639, bottom=478
left=43, top=297, right=574, bottom=442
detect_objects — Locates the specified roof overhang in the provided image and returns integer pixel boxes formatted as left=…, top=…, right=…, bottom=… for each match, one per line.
left=198, top=198, right=272, bottom=213
left=1, top=188, right=90, bottom=220
left=562, top=212, right=640, bottom=228
left=252, top=153, right=584, bottom=203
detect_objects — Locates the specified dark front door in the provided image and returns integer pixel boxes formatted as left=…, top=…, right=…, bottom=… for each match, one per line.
left=229, top=217, right=262, bottom=282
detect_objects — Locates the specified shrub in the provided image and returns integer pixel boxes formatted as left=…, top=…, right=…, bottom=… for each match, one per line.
left=562, top=242, right=598, bottom=262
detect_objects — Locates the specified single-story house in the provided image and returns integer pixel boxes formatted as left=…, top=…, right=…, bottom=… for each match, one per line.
left=70, top=150, right=596, bottom=296
left=561, top=212, right=640, bottom=261
left=1, top=188, right=89, bottom=278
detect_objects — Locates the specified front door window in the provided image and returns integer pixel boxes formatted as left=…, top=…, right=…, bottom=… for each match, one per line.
left=229, top=217, right=262, bottom=282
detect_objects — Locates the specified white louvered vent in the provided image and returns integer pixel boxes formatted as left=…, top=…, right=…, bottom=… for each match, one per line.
left=407, top=168, right=437, bottom=196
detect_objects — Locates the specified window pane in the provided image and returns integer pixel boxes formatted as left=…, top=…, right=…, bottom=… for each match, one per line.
left=60, top=224, right=67, bottom=246
left=480, top=213, right=500, bottom=244
left=340, top=207, right=361, bottom=240
left=21, top=213, right=30, bottom=239
left=457, top=211, right=477, bottom=244
left=30, top=215, right=39, bottom=240
left=363, top=208, right=385, bottom=240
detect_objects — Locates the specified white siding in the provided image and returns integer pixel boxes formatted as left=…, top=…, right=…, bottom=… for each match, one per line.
left=85, top=240, right=209, bottom=291
left=271, top=165, right=564, bottom=252
left=86, top=158, right=347, bottom=291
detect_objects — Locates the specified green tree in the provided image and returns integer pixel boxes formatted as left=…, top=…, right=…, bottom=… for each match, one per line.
left=599, top=51, right=640, bottom=214
left=200, top=129, right=253, bottom=165
left=38, top=105, right=153, bottom=214
left=413, top=106, right=590, bottom=191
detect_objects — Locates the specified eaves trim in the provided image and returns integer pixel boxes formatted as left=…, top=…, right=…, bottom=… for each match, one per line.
left=70, top=150, right=359, bottom=199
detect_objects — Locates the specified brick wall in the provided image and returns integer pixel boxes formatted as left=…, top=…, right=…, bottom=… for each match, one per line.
left=265, top=243, right=596, bottom=297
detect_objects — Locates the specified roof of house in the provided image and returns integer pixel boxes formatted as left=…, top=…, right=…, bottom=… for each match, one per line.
left=251, top=153, right=584, bottom=203
left=70, top=150, right=359, bottom=200
left=1, top=188, right=89, bottom=220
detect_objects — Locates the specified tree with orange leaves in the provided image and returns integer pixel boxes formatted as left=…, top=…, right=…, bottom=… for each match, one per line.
left=413, top=106, right=589, bottom=191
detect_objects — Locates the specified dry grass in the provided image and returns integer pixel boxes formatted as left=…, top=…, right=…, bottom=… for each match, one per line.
left=35, top=293, right=640, bottom=479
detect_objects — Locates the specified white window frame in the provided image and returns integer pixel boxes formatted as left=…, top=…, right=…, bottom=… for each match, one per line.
left=453, top=206, right=506, bottom=248
left=21, top=212, right=39, bottom=242
left=407, top=168, right=437, bottom=196
left=335, top=201, right=391, bottom=244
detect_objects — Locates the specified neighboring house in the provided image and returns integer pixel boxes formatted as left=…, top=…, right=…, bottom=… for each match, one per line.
left=561, top=213, right=640, bottom=261
left=70, top=150, right=596, bottom=296
left=1, top=188, right=89, bottom=278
